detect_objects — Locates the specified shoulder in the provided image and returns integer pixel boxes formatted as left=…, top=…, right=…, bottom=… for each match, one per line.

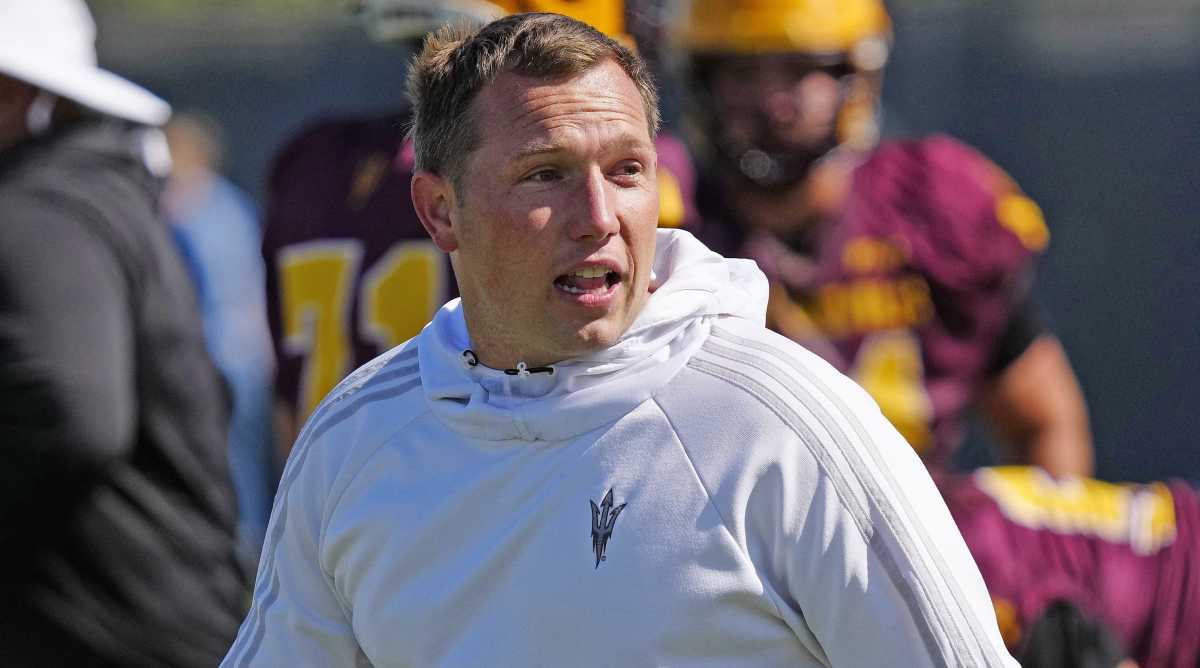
left=262, top=111, right=418, bottom=253
left=858, top=136, right=1002, bottom=219
left=687, top=318, right=930, bottom=473
left=689, top=318, right=869, bottom=413
left=862, top=135, right=1001, bottom=189
left=659, top=317, right=894, bottom=472
left=267, top=112, right=410, bottom=194
left=272, top=113, right=409, bottom=163
left=3, top=125, right=156, bottom=218
left=852, top=135, right=1049, bottom=282
left=0, top=185, right=131, bottom=294
left=663, top=320, right=959, bottom=552
left=1, top=129, right=159, bottom=272
left=662, top=318, right=963, bottom=534
left=277, top=339, right=422, bottom=477
left=269, top=339, right=427, bottom=523
left=207, top=176, right=258, bottom=218
left=867, top=135, right=1047, bottom=249
left=298, top=339, right=425, bottom=449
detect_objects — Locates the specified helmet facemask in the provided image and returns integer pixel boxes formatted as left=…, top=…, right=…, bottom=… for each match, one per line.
left=346, top=0, right=506, bottom=44
left=671, top=0, right=891, bottom=192
left=689, top=52, right=874, bottom=191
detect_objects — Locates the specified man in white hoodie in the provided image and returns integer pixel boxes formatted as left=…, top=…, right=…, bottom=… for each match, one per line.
left=224, top=13, right=1017, bottom=667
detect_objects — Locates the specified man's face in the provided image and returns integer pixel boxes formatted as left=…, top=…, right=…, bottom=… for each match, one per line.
left=706, top=52, right=849, bottom=161
left=448, top=59, right=659, bottom=368
left=0, top=75, right=38, bottom=152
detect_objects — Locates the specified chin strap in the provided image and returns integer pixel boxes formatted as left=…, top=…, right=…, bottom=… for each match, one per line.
left=461, top=349, right=554, bottom=377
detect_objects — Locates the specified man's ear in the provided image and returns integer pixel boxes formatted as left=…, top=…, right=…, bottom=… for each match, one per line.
left=411, top=170, right=459, bottom=253
left=0, top=77, right=38, bottom=148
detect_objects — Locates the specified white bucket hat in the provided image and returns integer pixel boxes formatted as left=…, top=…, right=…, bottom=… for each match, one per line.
left=0, top=0, right=170, bottom=126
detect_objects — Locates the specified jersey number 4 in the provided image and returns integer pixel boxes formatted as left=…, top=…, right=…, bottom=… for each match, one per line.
left=851, top=330, right=934, bottom=454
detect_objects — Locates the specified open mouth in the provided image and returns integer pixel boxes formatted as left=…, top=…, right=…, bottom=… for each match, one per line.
left=553, top=265, right=620, bottom=296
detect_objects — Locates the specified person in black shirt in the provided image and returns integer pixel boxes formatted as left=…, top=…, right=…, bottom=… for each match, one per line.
left=0, top=0, right=248, bottom=665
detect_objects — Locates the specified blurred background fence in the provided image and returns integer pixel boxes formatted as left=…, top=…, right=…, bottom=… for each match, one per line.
left=90, top=0, right=1200, bottom=482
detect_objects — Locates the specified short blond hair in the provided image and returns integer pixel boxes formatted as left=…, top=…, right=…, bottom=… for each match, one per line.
left=406, top=12, right=660, bottom=187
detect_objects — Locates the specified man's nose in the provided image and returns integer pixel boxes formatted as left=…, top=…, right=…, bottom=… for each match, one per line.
left=570, top=168, right=620, bottom=241
left=761, top=70, right=838, bottom=126
left=763, top=86, right=799, bottom=126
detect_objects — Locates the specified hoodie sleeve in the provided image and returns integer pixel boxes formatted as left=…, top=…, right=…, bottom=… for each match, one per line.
left=221, top=427, right=365, bottom=667
left=0, top=196, right=137, bottom=538
left=671, top=324, right=1017, bottom=667
left=763, top=369, right=1018, bottom=667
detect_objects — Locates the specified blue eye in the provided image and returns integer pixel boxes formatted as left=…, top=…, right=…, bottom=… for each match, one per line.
left=611, top=162, right=645, bottom=184
left=527, top=168, right=562, bottom=183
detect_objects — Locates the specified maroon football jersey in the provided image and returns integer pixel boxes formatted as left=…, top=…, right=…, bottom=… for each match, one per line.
left=262, top=113, right=444, bottom=421
left=263, top=112, right=701, bottom=422
left=697, top=135, right=1049, bottom=472
left=941, top=467, right=1200, bottom=667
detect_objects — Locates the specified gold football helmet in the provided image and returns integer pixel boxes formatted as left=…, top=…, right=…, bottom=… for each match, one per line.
left=680, top=0, right=890, bottom=59
left=349, top=0, right=632, bottom=44
left=672, top=0, right=892, bottom=189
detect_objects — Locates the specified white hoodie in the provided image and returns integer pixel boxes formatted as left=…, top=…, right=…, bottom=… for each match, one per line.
left=224, top=229, right=1015, bottom=667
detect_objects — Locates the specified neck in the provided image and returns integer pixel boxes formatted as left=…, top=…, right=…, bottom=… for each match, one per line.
left=0, top=77, right=34, bottom=152
left=726, top=149, right=859, bottom=241
left=460, top=313, right=555, bottom=372
left=0, top=106, right=32, bottom=153
left=468, top=345, right=551, bottom=372
left=0, top=126, right=28, bottom=153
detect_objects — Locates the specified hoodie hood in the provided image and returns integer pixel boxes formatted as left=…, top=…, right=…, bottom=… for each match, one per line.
left=419, top=228, right=768, bottom=442
left=1, top=118, right=170, bottom=189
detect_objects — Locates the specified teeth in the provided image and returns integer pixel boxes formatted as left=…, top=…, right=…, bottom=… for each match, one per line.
left=571, top=266, right=610, bottom=279
left=559, top=284, right=610, bottom=295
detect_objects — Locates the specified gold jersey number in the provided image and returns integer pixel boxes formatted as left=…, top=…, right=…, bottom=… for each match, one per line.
left=278, top=240, right=445, bottom=420
left=850, top=329, right=934, bottom=454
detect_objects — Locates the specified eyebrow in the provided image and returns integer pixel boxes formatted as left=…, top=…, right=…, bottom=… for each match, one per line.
left=511, top=142, right=561, bottom=162
left=510, top=135, right=654, bottom=163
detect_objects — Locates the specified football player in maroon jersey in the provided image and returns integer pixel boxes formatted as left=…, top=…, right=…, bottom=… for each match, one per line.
left=671, top=0, right=1093, bottom=477
left=942, top=466, right=1200, bottom=667
left=264, top=0, right=700, bottom=450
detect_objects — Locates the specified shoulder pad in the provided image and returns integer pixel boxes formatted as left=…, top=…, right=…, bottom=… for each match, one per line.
left=853, top=135, right=1047, bottom=288
left=267, top=112, right=410, bottom=195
